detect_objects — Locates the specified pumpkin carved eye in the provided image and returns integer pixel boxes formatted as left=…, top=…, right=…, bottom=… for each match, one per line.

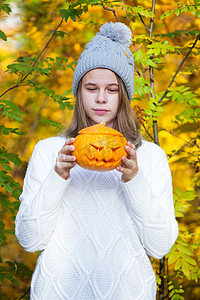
left=90, top=144, right=104, bottom=151
left=111, top=146, right=121, bottom=152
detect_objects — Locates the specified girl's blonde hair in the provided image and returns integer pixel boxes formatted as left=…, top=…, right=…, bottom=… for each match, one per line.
left=65, top=73, right=142, bottom=148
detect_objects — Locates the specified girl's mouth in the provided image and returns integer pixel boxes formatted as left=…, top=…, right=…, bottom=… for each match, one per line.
left=93, top=109, right=109, bottom=115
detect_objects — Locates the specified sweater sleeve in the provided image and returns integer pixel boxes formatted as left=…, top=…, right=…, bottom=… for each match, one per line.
left=121, top=144, right=178, bottom=259
left=15, top=138, right=70, bottom=253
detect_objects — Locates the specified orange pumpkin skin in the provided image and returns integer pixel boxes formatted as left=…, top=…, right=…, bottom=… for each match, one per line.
left=72, top=123, right=127, bottom=171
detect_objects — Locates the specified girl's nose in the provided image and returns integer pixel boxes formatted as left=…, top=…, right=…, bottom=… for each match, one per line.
left=96, top=90, right=107, bottom=103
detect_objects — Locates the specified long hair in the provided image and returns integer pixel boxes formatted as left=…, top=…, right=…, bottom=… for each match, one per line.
left=64, top=73, right=142, bottom=149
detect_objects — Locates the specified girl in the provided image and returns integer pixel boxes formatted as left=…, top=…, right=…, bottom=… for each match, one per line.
left=15, top=22, right=178, bottom=300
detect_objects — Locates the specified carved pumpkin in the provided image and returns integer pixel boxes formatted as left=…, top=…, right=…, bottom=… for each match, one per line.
left=72, top=122, right=127, bottom=171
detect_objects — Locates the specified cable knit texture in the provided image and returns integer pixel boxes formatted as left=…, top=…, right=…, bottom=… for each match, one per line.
left=15, top=136, right=178, bottom=300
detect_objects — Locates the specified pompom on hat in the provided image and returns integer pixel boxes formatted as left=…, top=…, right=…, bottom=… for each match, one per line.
left=72, top=22, right=134, bottom=101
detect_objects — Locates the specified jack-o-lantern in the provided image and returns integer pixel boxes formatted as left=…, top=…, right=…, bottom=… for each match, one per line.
left=72, top=122, right=127, bottom=171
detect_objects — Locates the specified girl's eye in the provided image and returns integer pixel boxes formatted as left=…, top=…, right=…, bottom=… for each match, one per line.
left=87, top=88, right=97, bottom=91
left=108, top=89, right=119, bottom=93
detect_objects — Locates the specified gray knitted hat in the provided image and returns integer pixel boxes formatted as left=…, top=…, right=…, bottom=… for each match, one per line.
left=72, top=22, right=134, bottom=101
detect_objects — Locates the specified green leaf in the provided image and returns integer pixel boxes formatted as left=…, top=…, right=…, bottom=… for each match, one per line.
left=176, top=237, right=189, bottom=247
left=66, top=103, right=74, bottom=110
left=182, top=261, right=190, bottom=277
left=4, top=184, right=12, bottom=193
left=130, top=5, right=155, bottom=17
left=175, top=8, right=180, bottom=16
left=70, top=13, right=76, bottom=22
left=175, top=258, right=182, bottom=270
left=41, top=120, right=65, bottom=131
left=175, top=212, right=184, bottom=218
left=2, top=164, right=12, bottom=171
left=168, top=252, right=180, bottom=265
left=63, top=88, right=72, bottom=97
left=0, top=231, right=6, bottom=242
left=156, top=106, right=165, bottom=112
left=160, top=10, right=173, bottom=19
left=0, top=2, right=11, bottom=14
left=189, top=99, right=197, bottom=105
left=4, top=273, right=19, bottom=286
left=9, top=207, right=15, bottom=215
left=148, top=102, right=156, bottom=110
left=56, top=57, right=62, bottom=63
left=144, top=109, right=152, bottom=115
left=59, top=9, right=70, bottom=22
left=180, top=253, right=197, bottom=266
left=0, top=100, right=24, bottom=123
left=0, top=30, right=7, bottom=41
left=153, top=111, right=162, bottom=117
left=174, top=187, right=182, bottom=196
left=177, top=244, right=193, bottom=256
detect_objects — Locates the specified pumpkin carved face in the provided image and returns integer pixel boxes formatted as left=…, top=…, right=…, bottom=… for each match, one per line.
left=72, top=123, right=127, bottom=171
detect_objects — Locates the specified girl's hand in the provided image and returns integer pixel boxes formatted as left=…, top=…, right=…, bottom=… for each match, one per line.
left=54, top=138, right=76, bottom=180
left=116, top=141, right=139, bottom=183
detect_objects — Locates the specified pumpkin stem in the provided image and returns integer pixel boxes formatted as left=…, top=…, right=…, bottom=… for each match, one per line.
left=101, top=121, right=106, bottom=126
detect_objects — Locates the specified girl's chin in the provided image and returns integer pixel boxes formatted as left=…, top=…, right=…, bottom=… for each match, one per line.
left=92, top=119, right=114, bottom=128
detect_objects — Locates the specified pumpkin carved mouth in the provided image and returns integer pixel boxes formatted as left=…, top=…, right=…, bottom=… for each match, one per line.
left=84, top=154, right=121, bottom=170
left=85, top=154, right=120, bottom=163
left=72, top=122, right=127, bottom=171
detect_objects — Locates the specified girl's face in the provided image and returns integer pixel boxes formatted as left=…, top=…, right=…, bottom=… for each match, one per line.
left=81, top=68, right=120, bottom=128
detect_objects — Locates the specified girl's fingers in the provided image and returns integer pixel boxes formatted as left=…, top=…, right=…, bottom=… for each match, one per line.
left=55, top=138, right=76, bottom=180
left=118, top=156, right=135, bottom=172
left=116, top=142, right=138, bottom=182
left=58, top=161, right=76, bottom=169
left=61, top=138, right=75, bottom=155
left=116, top=165, right=126, bottom=173
left=65, top=137, right=75, bottom=145
left=121, top=155, right=133, bottom=167
left=125, top=142, right=136, bottom=160
left=57, top=153, right=76, bottom=163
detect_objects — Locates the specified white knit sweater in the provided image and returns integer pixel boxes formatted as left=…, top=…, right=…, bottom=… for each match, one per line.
left=15, top=136, right=178, bottom=300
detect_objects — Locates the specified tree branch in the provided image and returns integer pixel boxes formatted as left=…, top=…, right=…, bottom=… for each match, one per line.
left=168, top=130, right=199, bottom=148
left=18, top=288, right=30, bottom=300
left=121, top=0, right=150, bottom=103
left=130, top=0, right=150, bottom=84
left=0, top=19, right=63, bottom=99
left=148, top=0, right=159, bottom=146
left=134, top=64, right=143, bottom=77
left=100, top=0, right=119, bottom=21
left=138, top=12, right=150, bottom=33
left=168, top=136, right=199, bottom=160
left=141, top=123, right=155, bottom=142
left=121, top=0, right=130, bottom=25
left=148, top=0, right=166, bottom=298
left=132, top=0, right=150, bottom=32
left=158, top=34, right=200, bottom=105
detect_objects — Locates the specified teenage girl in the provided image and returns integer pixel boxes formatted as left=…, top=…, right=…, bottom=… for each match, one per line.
left=15, top=22, right=178, bottom=300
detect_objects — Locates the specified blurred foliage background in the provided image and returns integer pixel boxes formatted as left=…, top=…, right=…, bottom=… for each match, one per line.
left=0, top=0, right=200, bottom=299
